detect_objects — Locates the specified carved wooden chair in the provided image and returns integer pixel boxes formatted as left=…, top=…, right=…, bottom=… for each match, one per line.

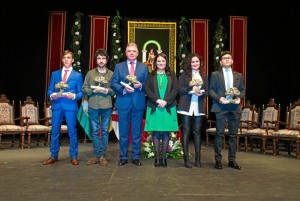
left=273, top=98, right=300, bottom=158
left=19, top=96, right=50, bottom=148
left=0, top=94, right=25, bottom=148
left=245, top=98, right=280, bottom=154
left=43, top=101, right=68, bottom=146
left=236, top=100, right=260, bottom=151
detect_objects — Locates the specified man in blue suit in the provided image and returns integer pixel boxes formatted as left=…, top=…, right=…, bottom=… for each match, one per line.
left=111, top=42, right=149, bottom=166
left=43, top=50, right=83, bottom=165
left=209, top=51, right=245, bottom=170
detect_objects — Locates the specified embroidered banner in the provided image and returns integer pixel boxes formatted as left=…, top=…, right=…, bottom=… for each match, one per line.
left=89, top=16, right=109, bottom=70
left=191, top=19, right=209, bottom=115
left=45, top=11, right=66, bottom=100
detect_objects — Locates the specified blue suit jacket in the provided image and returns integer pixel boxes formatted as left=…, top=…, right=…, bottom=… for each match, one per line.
left=47, top=69, right=83, bottom=111
left=111, top=60, right=149, bottom=110
left=209, top=70, right=245, bottom=113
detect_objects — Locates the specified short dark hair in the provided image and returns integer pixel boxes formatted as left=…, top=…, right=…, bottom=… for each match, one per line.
left=220, top=51, right=232, bottom=61
left=94, top=48, right=109, bottom=60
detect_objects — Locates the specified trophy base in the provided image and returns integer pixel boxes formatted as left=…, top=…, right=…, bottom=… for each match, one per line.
left=91, top=86, right=106, bottom=90
left=188, top=89, right=205, bottom=94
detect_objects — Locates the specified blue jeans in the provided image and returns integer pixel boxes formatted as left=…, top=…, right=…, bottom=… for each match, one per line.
left=88, top=107, right=113, bottom=158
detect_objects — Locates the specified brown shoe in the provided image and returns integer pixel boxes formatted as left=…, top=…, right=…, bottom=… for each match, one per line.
left=43, top=158, right=58, bottom=165
left=99, top=156, right=108, bottom=166
left=71, top=158, right=79, bottom=165
left=86, top=156, right=99, bottom=165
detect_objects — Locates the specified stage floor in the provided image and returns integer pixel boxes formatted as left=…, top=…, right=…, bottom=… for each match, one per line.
left=1, top=140, right=299, bottom=201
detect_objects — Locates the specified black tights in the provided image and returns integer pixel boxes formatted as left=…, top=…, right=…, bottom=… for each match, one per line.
left=152, top=131, right=169, bottom=159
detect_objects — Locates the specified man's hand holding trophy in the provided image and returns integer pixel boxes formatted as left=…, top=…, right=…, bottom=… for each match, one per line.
left=91, top=76, right=109, bottom=94
left=120, top=74, right=141, bottom=92
left=188, top=78, right=204, bottom=95
left=221, top=87, right=241, bottom=104
left=52, top=81, right=69, bottom=99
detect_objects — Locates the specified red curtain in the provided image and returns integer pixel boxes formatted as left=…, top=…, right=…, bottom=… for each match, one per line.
left=230, top=16, right=247, bottom=80
left=191, top=19, right=209, bottom=115
left=230, top=16, right=247, bottom=105
left=45, top=11, right=66, bottom=100
left=89, top=16, right=109, bottom=70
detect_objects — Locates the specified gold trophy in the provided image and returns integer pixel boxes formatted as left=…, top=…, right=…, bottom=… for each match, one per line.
left=120, top=75, right=139, bottom=90
left=91, top=76, right=108, bottom=91
left=54, top=81, right=69, bottom=97
left=188, top=78, right=204, bottom=94
left=225, top=87, right=240, bottom=103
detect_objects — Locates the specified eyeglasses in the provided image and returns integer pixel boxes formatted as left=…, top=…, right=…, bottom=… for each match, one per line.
left=222, top=57, right=232, bottom=60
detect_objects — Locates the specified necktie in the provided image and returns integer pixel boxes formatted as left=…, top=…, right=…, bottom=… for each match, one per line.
left=130, top=62, right=135, bottom=75
left=62, top=70, right=69, bottom=82
left=225, top=69, right=231, bottom=99
left=225, top=69, right=231, bottom=90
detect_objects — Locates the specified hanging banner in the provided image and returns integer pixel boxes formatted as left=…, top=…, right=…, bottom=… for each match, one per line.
left=230, top=16, right=247, bottom=81
left=45, top=11, right=66, bottom=101
left=89, top=16, right=109, bottom=70
left=191, top=19, right=209, bottom=115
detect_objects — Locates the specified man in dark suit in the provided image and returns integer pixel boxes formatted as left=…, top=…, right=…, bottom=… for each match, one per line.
left=209, top=51, right=245, bottom=170
left=43, top=50, right=83, bottom=165
left=111, top=42, right=149, bottom=166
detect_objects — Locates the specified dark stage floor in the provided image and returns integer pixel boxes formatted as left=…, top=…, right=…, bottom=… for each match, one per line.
left=0, top=139, right=299, bottom=201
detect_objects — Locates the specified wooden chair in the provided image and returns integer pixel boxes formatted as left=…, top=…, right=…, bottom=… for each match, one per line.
left=236, top=100, right=260, bottom=151
left=273, top=98, right=300, bottom=158
left=205, top=117, right=228, bottom=148
left=43, top=101, right=68, bottom=145
left=0, top=94, right=25, bottom=148
left=245, top=98, right=280, bottom=154
left=19, top=96, right=50, bottom=148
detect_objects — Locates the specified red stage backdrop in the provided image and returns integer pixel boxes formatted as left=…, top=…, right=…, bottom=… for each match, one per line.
left=45, top=11, right=66, bottom=100
left=89, top=16, right=109, bottom=70
left=230, top=16, right=247, bottom=85
left=230, top=16, right=247, bottom=105
left=191, top=19, right=209, bottom=114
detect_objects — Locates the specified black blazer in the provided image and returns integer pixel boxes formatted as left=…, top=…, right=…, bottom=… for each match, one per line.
left=177, top=71, right=208, bottom=114
left=145, top=71, right=179, bottom=114
left=209, top=70, right=245, bottom=113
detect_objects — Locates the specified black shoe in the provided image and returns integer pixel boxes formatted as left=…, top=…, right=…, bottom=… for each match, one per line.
left=215, top=161, right=222, bottom=169
left=132, top=159, right=142, bottom=166
left=118, top=159, right=128, bottom=166
left=154, top=159, right=160, bottom=167
left=228, top=161, right=241, bottom=170
left=160, top=158, right=167, bottom=167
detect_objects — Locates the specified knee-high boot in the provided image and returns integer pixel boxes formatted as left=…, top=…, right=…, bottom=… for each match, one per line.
left=181, top=115, right=192, bottom=168
left=193, top=117, right=202, bottom=167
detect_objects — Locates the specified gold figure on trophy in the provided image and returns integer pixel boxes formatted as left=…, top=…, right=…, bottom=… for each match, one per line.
left=55, top=81, right=69, bottom=96
left=188, top=78, right=203, bottom=94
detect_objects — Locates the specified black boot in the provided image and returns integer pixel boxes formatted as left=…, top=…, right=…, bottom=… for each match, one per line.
left=181, top=115, right=192, bottom=168
left=193, top=116, right=202, bottom=167
left=160, top=158, right=167, bottom=167
left=154, top=158, right=160, bottom=167
left=184, top=155, right=192, bottom=168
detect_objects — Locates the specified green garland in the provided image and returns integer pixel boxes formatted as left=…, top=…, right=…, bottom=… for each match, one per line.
left=109, top=10, right=123, bottom=71
left=177, top=16, right=190, bottom=73
left=70, top=12, right=83, bottom=72
left=213, top=18, right=227, bottom=71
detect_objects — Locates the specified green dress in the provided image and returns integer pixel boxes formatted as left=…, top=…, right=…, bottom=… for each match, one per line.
left=144, top=74, right=178, bottom=132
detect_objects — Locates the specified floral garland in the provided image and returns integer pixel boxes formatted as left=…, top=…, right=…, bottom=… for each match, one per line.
left=141, top=132, right=184, bottom=159
left=177, top=16, right=190, bottom=74
left=109, top=10, right=123, bottom=71
left=213, top=18, right=227, bottom=71
left=70, top=12, right=83, bottom=72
